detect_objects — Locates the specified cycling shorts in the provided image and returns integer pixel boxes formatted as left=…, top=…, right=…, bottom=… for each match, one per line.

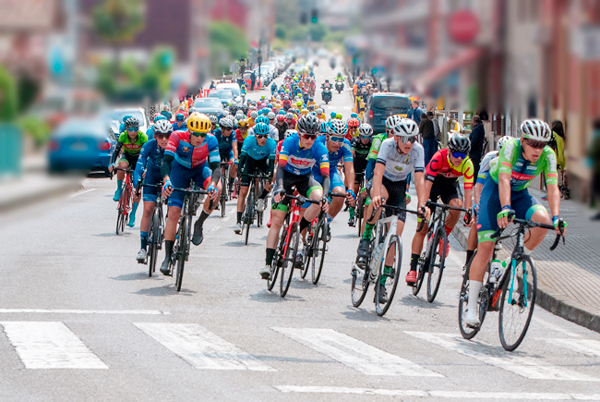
left=366, top=177, right=407, bottom=222
left=119, top=152, right=139, bottom=169
left=168, top=161, right=212, bottom=209
left=273, top=170, right=322, bottom=212
left=240, top=157, right=270, bottom=187
left=219, top=149, right=234, bottom=162
left=476, top=175, right=546, bottom=243
left=142, top=166, right=162, bottom=203
left=429, top=176, right=462, bottom=204
left=302, top=170, right=343, bottom=208
left=353, top=157, right=368, bottom=175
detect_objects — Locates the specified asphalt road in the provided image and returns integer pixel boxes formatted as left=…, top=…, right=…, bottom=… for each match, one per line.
left=1, top=59, right=599, bottom=402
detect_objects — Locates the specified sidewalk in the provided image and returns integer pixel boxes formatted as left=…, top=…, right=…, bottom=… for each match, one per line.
left=452, top=180, right=600, bottom=333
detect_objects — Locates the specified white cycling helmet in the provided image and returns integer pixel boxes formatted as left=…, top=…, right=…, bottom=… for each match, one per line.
left=385, top=115, right=401, bottom=131
left=390, top=117, right=418, bottom=137
left=358, top=123, right=373, bottom=137
left=497, top=135, right=512, bottom=149
left=520, top=119, right=551, bottom=142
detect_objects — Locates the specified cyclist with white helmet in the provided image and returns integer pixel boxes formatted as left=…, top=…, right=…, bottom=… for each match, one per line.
left=407, top=133, right=474, bottom=286
left=348, top=123, right=374, bottom=226
left=208, top=115, right=218, bottom=132
left=464, top=119, right=567, bottom=327
left=356, top=119, right=430, bottom=304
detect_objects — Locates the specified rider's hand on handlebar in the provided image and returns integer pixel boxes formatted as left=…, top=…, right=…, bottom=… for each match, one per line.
left=497, top=206, right=512, bottom=229
left=207, top=185, right=218, bottom=201
left=346, top=189, right=356, bottom=207
left=320, top=196, right=330, bottom=213
left=372, top=195, right=383, bottom=209
left=420, top=205, right=431, bottom=222
left=272, top=189, right=285, bottom=204
left=553, top=216, right=568, bottom=236
left=162, top=180, right=173, bottom=197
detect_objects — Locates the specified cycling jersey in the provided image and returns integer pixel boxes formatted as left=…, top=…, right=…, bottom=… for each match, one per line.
left=425, top=148, right=475, bottom=190
left=241, top=135, right=277, bottom=161
left=164, top=130, right=220, bottom=169
left=376, top=138, right=425, bottom=182
left=117, top=131, right=148, bottom=156
left=279, top=133, right=329, bottom=176
left=476, top=151, right=498, bottom=185
left=314, top=135, right=353, bottom=170
left=367, top=133, right=388, bottom=161
left=213, top=127, right=237, bottom=160
left=351, top=137, right=371, bottom=161
left=172, top=122, right=187, bottom=131
left=489, top=138, right=558, bottom=191
left=133, top=139, right=164, bottom=185
left=235, top=128, right=249, bottom=143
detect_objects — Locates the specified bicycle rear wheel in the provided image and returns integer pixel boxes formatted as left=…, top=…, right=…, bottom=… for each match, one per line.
left=458, top=251, right=489, bottom=340
left=245, top=191, right=254, bottom=245
left=499, top=255, right=537, bottom=351
left=280, top=222, right=299, bottom=297
left=148, top=208, right=161, bottom=277
left=351, top=261, right=370, bottom=308
left=174, top=216, right=189, bottom=292
left=116, top=205, right=125, bottom=235
left=220, top=193, right=226, bottom=217
left=267, top=226, right=286, bottom=291
left=311, top=219, right=328, bottom=285
left=412, top=255, right=427, bottom=296
left=356, top=197, right=363, bottom=237
left=426, top=227, right=447, bottom=303
left=375, top=235, right=401, bottom=316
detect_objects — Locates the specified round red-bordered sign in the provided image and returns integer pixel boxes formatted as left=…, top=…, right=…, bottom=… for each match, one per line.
left=448, top=10, right=480, bottom=44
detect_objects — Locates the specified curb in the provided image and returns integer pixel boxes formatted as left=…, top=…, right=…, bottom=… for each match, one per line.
left=451, top=225, right=600, bottom=334
left=0, top=179, right=82, bottom=214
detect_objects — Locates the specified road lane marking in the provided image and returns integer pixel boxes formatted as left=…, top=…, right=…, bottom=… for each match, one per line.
left=0, top=321, right=108, bottom=369
left=535, top=318, right=582, bottom=338
left=543, top=338, right=600, bottom=357
left=209, top=207, right=236, bottom=233
left=0, top=309, right=168, bottom=315
left=69, top=188, right=96, bottom=198
left=275, top=386, right=600, bottom=400
left=272, top=327, right=442, bottom=377
left=135, top=323, right=274, bottom=371
left=405, top=332, right=599, bottom=381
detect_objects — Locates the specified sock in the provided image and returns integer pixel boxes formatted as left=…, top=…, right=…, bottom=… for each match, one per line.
left=467, top=280, right=483, bottom=312
left=326, top=213, right=333, bottom=223
left=116, top=180, right=123, bottom=190
left=299, top=217, right=311, bottom=233
left=197, top=209, right=210, bottom=226
left=266, top=248, right=276, bottom=265
left=140, top=231, right=148, bottom=250
left=349, top=207, right=355, bottom=219
left=130, top=202, right=139, bottom=217
left=445, top=225, right=453, bottom=237
left=164, top=240, right=174, bottom=256
left=362, top=222, right=374, bottom=240
left=237, top=211, right=243, bottom=224
left=410, top=253, right=420, bottom=271
left=524, top=246, right=533, bottom=255
left=380, top=265, right=392, bottom=285
left=466, top=249, right=474, bottom=265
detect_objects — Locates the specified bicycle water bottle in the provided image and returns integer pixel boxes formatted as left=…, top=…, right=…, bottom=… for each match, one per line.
left=489, top=259, right=506, bottom=284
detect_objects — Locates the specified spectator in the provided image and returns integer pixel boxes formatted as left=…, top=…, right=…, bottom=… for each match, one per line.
left=469, top=115, right=485, bottom=178
left=428, top=111, right=441, bottom=143
left=407, top=100, right=424, bottom=124
left=250, top=71, right=256, bottom=91
left=550, top=120, right=568, bottom=196
left=209, top=81, right=216, bottom=90
left=160, top=104, right=172, bottom=121
left=420, top=113, right=436, bottom=165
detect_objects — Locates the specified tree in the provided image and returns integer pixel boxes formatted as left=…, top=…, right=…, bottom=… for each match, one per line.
left=209, top=22, right=249, bottom=77
left=309, top=23, right=329, bottom=42
left=275, top=24, right=287, bottom=41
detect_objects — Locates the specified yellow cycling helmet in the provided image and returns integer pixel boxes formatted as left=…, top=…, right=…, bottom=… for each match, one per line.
left=187, top=113, right=211, bottom=133
left=301, top=109, right=309, bottom=115
left=238, top=119, right=249, bottom=128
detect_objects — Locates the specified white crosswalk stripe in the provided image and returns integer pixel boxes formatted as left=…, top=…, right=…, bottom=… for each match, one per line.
left=0, top=321, right=108, bottom=369
left=405, top=331, right=600, bottom=381
left=272, top=327, right=442, bottom=377
left=135, top=323, right=274, bottom=371
left=543, top=338, right=600, bottom=357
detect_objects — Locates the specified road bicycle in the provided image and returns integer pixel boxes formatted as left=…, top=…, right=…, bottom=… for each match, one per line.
left=165, top=183, right=208, bottom=291
left=112, top=167, right=134, bottom=235
left=458, top=212, right=565, bottom=351
left=241, top=170, right=270, bottom=245
left=141, top=183, right=165, bottom=277
left=301, top=192, right=346, bottom=285
left=351, top=203, right=423, bottom=316
left=413, top=201, right=470, bottom=303
left=352, top=172, right=366, bottom=236
left=218, top=161, right=232, bottom=217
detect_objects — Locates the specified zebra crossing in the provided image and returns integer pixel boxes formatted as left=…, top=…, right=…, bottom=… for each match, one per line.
left=1, top=321, right=599, bottom=384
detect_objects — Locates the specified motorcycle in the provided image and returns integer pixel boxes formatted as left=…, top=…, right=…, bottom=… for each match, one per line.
left=321, top=87, right=332, bottom=105
left=335, top=81, right=344, bottom=93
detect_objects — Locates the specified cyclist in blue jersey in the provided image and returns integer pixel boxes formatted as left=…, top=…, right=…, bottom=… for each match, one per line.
left=213, top=116, right=239, bottom=197
left=159, top=113, right=222, bottom=275
left=260, top=114, right=330, bottom=279
left=172, top=113, right=187, bottom=131
left=233, top=123, right=277, bottom=234
left=133, top=119, right=172, bottom=263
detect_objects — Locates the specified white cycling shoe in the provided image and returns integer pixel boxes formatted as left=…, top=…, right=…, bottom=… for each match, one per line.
left=136, top=249, right=147, bottom=263
left=260, top=265, right=271, bottom=280
left=233, top=223, right=243, bottom=235
left=464, top=309, right=480, bottom=327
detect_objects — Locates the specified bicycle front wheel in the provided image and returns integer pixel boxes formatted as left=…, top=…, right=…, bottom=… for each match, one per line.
left=267, top=226, right=286, bottom=291
left=426, top=227, right=447, bottom=303
left=499, top=255, right=537, bottom=351
left=458, top=251, right=488, bottom=340
left=220, top=193, right=226, bottom=217
left=375, top=235, right=402, bottom=317
left=175, top=216, right=189, bottom=292
left=245, top=192, right=254, bottom=245
left=356, top=197, right=363, bottom=237
left=148, top=208, right=161, bottom=277
left=311, top=219, right=328, bottom=285
left=351, top=262, right=370, bottom=308
left=280, top=222, right=299, bottom=297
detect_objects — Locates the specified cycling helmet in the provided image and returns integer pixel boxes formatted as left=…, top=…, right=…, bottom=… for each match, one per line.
left=497, top=135, right=512, bottom=149
left=351, top=113, right=358, bottom=118
left=222, top=110, right=230, bottom=116
left=154, top=119, right=173, bottom=135
left=122, top=114, right=133, bottom=123
left=301, top=109, right=309, bottom=115
left=385, top=115, right=400, bottom=130
left=187, top=113, right=211, bottom=133
left=307, top=104, right=315, bottom=111
left=249, top=111, right=258, bottom=119
left=336, top=113, right=343, bottom=119
left=261, top=108, right=269, bottom=115
left=176, top=113, right=185, bottom=121
left=256, top=116, right=270, bottom=125
left=278, top=110, right=285, bottom=115
left=316, top=108, right=323, bottom=115
left=327, top=119, right=348, bottom=136
left=285, top=112, right=294, bottom=121
left=297, top=114, right=321, bottom=135
left=391, top=118, right=419, bottom=137
left=152, top=112, right=162, bottom=122
left=208, top=115, right=218, bottom=124
left=358, top=123, right=373, bottom=137
left=320, top=122, right=328, bottom=134
left=219, top=117, right=234, bottom=129
left=235, top=111, right=244, bottom=120
left=267, top=111, right=276, bottom=120
left=296, top=101, right=303, bottom=107
left=276, top=114, right=285, bottom=122
left=448, top=134, right=471, bottom=154
left=520, top=119, right=551, bottom=142
left=238, top=119, right=249, bottom=128
left=285, top=129, right=298, bottom=139
left=125, top=117, right=140, bottom=129
left=253, top=123, right=270, bottom=136
left=347, top=117, right=360, bottom=128
left=330, top=112, right=337, bottom=119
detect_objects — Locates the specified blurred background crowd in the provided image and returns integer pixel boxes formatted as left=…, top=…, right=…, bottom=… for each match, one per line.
left=1, top=0, right=600, bottom=216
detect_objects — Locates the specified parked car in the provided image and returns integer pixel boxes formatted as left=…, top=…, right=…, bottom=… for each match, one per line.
left=48, top=118, right=115, bottom=176
left=364, top=93, right=411, bottom=134
left=190, top=97, right=225, bottom=117
left=208, top=89, right=234, bottom=107
left=242, top=71, right=262, bottom=89
left=215, top=82, right=241, bottom=98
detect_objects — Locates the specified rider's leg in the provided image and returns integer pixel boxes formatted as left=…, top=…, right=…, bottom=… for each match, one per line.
left=113, top=159, right=128, bottom=200
left=266, top=208, right=286, bottom=263
left=328, top=185, right=346, bottom=218
left=160, top=205, right=182, bottom=274
left=140, top=200, right=155, bottom=250
left=237, top=185, right=249, bottom=224
left=128, top=190, right=141, bottom=227
left=466, top=223, right=478, bottom=265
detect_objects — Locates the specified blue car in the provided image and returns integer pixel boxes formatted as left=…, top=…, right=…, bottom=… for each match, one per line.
left=48, top=118, right=116, bottom=175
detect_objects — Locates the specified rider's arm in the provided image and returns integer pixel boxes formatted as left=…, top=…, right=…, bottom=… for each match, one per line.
left=133, top=142, right=150, bottom=185
left=238, top=153, right=248, bottom=176
left=365, top=158, right=376, bottom=181
left=544, top=149, right=561, bottom=218
left=343, top=160, right=355, bottom=189
left=372, top=162, right=385, bottom=199
left=462, top=159, right=474, bottom=210
left=207, top=137, right=222, bottom=187
left=275, top=159, right=286, bottom=190
left=110, top=138, right=125, bottom=165
left=498, top=172, right=511, bottom=208
left=161, top=154, right=173, bottom=181
left=413, top=171, right=426, bottom=209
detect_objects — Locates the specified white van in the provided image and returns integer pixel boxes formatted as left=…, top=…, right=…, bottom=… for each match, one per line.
left=216, top=83, right=241, bottom=98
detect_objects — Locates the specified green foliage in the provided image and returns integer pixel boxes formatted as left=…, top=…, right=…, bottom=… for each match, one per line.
left=289, top=26, right=310, bottom=41
left=308, top=22, right=328, bottom=42
left=17, top=115, right=51, bottom=148
left=92, top=0, right=146, bottom=44
left=0, top=66, right=18, bottom=122
left=275, top=24, right=287, bottom=40
left=209, top=21, right=249, bottom=76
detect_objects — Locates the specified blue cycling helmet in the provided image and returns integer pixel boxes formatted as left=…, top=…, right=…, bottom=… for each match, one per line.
left=253, top=123, right=270, bottom=136
left=122, top=115, right=133, bottom=123
left=278, top=110, right=285, bottom=115
left=256, top=116, right=270, bottom=125
left=330, top=112, right=337, bottom=119
left=175, top=113, right=184, bottom=121
left=320, top=122, right=328, bottom=133
left=154, top=115, right=167, bottom=123
left=350, top=113, right=358, bottom=118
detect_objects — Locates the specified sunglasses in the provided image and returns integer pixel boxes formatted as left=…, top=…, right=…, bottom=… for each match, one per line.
left=301, top=134, right=317, bottom=140
left=524, top=138, right=547, bottom=149
left=255, top=134, right=266, bottom=139
left=451, top=151, right=467, bottom=159
left=155, top=133, right=171, bottom=140
left=190, top=131, right=206, bottom=137
left=127, top=128, right=137, bottom=132
left=329, top=136, right=345, bottom=143
left=396, top=135, right=416, bottom=144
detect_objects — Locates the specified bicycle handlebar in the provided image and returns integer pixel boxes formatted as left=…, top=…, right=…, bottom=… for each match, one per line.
left=368, top=201, right=424, bottom=223
left=169, top=186, right=209, bottom=195
left=425, top=200, right=470, bottom=213
left=490, top=211, right=565, bottom=251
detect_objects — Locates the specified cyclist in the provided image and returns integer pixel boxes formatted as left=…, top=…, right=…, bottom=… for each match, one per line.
left=348, top=123, right=374, bottom=226
left=159, top=113, right=221, bottom=275
left=464, top=135, right=512, bottom=266
left=234, top=123, right=276, bottom=234
left=355, top=118, right=429, bottom=297
left=406, top=134, right=474, bottom=285
left=275, top=114, right=288, bottom=141
left=464, top=119, right=567, bottom=327
left=209, top=115, right=218, bottom=133
left=365, top=117, right=396, bottom=182
left=213, top=116, right=238, bottom=198
left=346, top=117, right=360, bottom=141
left=109, top=118, right=148, bottom=228
left=133, top=119, right=172, bottom=263
left=235, top=118, right=251, bottom=156
left=173, top=113, right=187, bottom=131
left=260, top=114, right=330, bottom=279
